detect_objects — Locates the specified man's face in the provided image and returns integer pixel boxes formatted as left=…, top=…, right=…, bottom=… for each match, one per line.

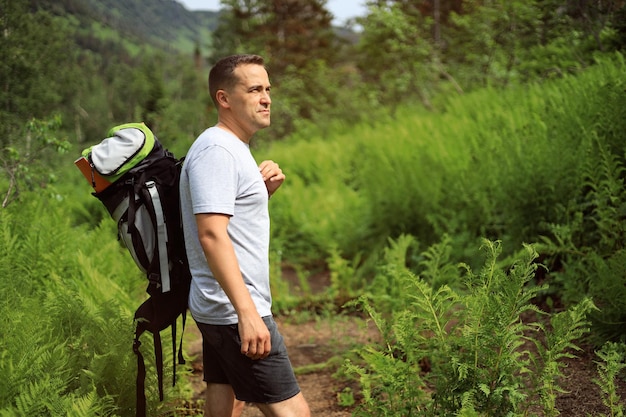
left=227, top=64, right=272, bottom=136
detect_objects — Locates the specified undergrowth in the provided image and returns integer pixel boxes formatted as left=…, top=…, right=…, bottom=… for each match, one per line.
left=538, top=135, right=626, bottom=345
left=343, top=238, right=600, bottom=417
left=0, top=198, right=183, bottom=416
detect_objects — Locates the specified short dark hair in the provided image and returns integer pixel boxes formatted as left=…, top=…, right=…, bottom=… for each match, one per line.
left=208, top=54, right=266, bottom=108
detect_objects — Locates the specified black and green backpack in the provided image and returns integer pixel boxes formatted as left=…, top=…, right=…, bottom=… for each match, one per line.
left=78, top=122, right=191, bottom=417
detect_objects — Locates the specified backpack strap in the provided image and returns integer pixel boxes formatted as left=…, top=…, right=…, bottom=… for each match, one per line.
left=145, top=180, right=171, bottom=292
left=133, top=297, right=167, bottom=417
left=125, top=189, right=152, bottom=274
left=154, top=329, right=165, bottom=401
left=133, top=323, right=164, bottom=417
left=171, top=316, right=177, bottom=387
left=178, top=312, right=187, bottom=366
left=133, top=335, right=147, bottom=417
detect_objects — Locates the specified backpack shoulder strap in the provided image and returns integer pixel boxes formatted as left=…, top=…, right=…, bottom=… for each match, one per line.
left=145, top=180, right=171, bottom=292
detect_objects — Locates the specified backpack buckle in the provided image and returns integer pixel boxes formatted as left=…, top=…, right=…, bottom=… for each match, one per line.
left=148, top=272, right=161, bottom=288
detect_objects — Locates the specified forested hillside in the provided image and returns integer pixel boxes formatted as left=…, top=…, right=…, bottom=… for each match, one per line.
left=1, top=0, right=626, bottom=415
left=3, top=0, right=624, bottom=154
left=31, top=0, right=219, bottom=53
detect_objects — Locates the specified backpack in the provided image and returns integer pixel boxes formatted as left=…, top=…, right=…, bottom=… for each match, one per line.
left=75, top=122, right=191, bottom=417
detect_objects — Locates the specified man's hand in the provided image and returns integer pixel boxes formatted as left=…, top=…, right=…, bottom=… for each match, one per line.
left=238, top=312, right=271, bottom=360
left=259, top=160, right=285, bottom=197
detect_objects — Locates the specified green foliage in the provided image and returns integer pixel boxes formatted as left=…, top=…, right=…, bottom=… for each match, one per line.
left=265, top=55, right=626, bottom=275
left=539, top=131, right=626, bottom=344
left=0, top=0, right=81, bottom=138
left=0, top=296, right=117, bottom=417
left=263, top=131, right=372, bottom=264
left=345, top=239, right=596, bottom=416
left=5, top=0, right=625, bottom=152
left=594, top=342, right=626, bottom=417
left=210, top=0, right=336, bottom=75
left=0, top=188, right=185, bottom=415
left=530, top=298, right=597, bottom=416
left=267, top=59, right=369, bottom=140
left=357, top=2, right=436, bottom=109
left=34, top=0, right=218, bottom=54
left=1, top=116, right=71, bottom=208
left=268, top=245, right=301, bottom=313
left=327, top=247, right=364, bottom=302
left=356, top=0, right=624, bottom=105
left=0, top=202, right=118, bottom=415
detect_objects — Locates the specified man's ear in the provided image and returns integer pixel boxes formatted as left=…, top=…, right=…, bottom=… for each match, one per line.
left=216, top=90, right=230, bottom=108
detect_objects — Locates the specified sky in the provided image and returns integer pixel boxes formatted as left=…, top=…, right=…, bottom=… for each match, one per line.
left=175, top=0, right=367, bottom=26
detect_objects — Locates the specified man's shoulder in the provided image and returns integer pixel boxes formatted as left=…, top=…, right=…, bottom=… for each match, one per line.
left=194, top=127, right=248, bottom=153
left=187, top=130, right=229, bottom=158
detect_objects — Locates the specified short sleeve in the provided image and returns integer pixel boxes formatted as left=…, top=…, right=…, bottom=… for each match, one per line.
left=187, top=145, right=237, bottom=216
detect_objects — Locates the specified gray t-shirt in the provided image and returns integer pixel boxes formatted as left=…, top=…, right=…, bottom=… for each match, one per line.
left=179, top=126, right=272, bottom=325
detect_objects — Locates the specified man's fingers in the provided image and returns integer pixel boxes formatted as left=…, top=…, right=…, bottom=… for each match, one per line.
left=238, top=316, right=271, bottom=359
left=241, top=340, right=271, bottom=359
left=261, top=338, right=271, bottom=358
left=259, top=160, right=283, bottom=181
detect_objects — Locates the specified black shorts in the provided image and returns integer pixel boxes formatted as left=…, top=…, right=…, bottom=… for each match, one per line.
left=196, top=316, right=301, bottom=404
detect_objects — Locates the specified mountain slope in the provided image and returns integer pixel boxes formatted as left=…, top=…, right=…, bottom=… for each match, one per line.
left=32, top=0, right=219, bottom=54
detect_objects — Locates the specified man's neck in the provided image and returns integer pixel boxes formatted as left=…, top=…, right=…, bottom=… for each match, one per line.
left=216, top=121, right=250, bottom=144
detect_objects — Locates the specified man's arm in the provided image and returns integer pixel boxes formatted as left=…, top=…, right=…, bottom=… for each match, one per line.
left=195, top=212, right=271, bottom=360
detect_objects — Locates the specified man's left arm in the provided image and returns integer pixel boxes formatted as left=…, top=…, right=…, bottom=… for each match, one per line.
left=259, top=160, right=285, bottom=197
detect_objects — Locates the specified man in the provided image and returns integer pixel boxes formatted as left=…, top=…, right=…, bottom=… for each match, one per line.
left=179, top=54, right=311, bottom=417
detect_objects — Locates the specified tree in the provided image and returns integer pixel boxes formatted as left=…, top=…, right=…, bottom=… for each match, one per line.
left=445, top=0, right=625, bottom=84
left=445, top=0, right=541, bottom=87
left=0, top=0, right=80, bottom=141
left=357, top=0, right=624, bottom=100
left=1, top=116, right=70, bottom=208
left=356, top=2, right=437, bottom=110
left=566, top=0, right=624, bottom=52
left=0, top=0, right=81, bottom=206
left=266, top=59, right=366, bottom=139
left=210, top=0, right=336, bottom=76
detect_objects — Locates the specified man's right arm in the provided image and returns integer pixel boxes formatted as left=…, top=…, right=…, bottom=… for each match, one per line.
left=195, top=212, right=271, bottom=359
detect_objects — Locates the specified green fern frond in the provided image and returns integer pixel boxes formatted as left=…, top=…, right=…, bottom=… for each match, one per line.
left=418, top=234, right=460, bottom=290
left=534, top=298, right=597, bottom=415
left=593, top=342, right=626, bottom=417
left=345, top=295, right=393, bottom=350
left=66, top=389, right=116, bottom=417
left=582, top=136, right=626, bottom=253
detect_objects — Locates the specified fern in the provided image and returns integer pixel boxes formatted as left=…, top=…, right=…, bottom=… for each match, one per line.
left=530, top=297, right=596, bottom=416
left=345, top=238, right=596, bottom=416
left=540, top=136, right=626, bottom=344
left=367, top=234, right=421, bottom=313
left=432, top=240, right=542, bottom=415
left=66, top=390, right=116, bottom=417
left=327, top=246, right=363, bottom=301
left=344, top=343, right=429, bottom=417
left=593, top=342, right=626, bottom=417
left=0, top=194, right=179, bottom=416
left=582, top=135, right=626, bottom=254
left=13, top=378, right=64, bottom=416
left=418, top=234, right=460, bottom=290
